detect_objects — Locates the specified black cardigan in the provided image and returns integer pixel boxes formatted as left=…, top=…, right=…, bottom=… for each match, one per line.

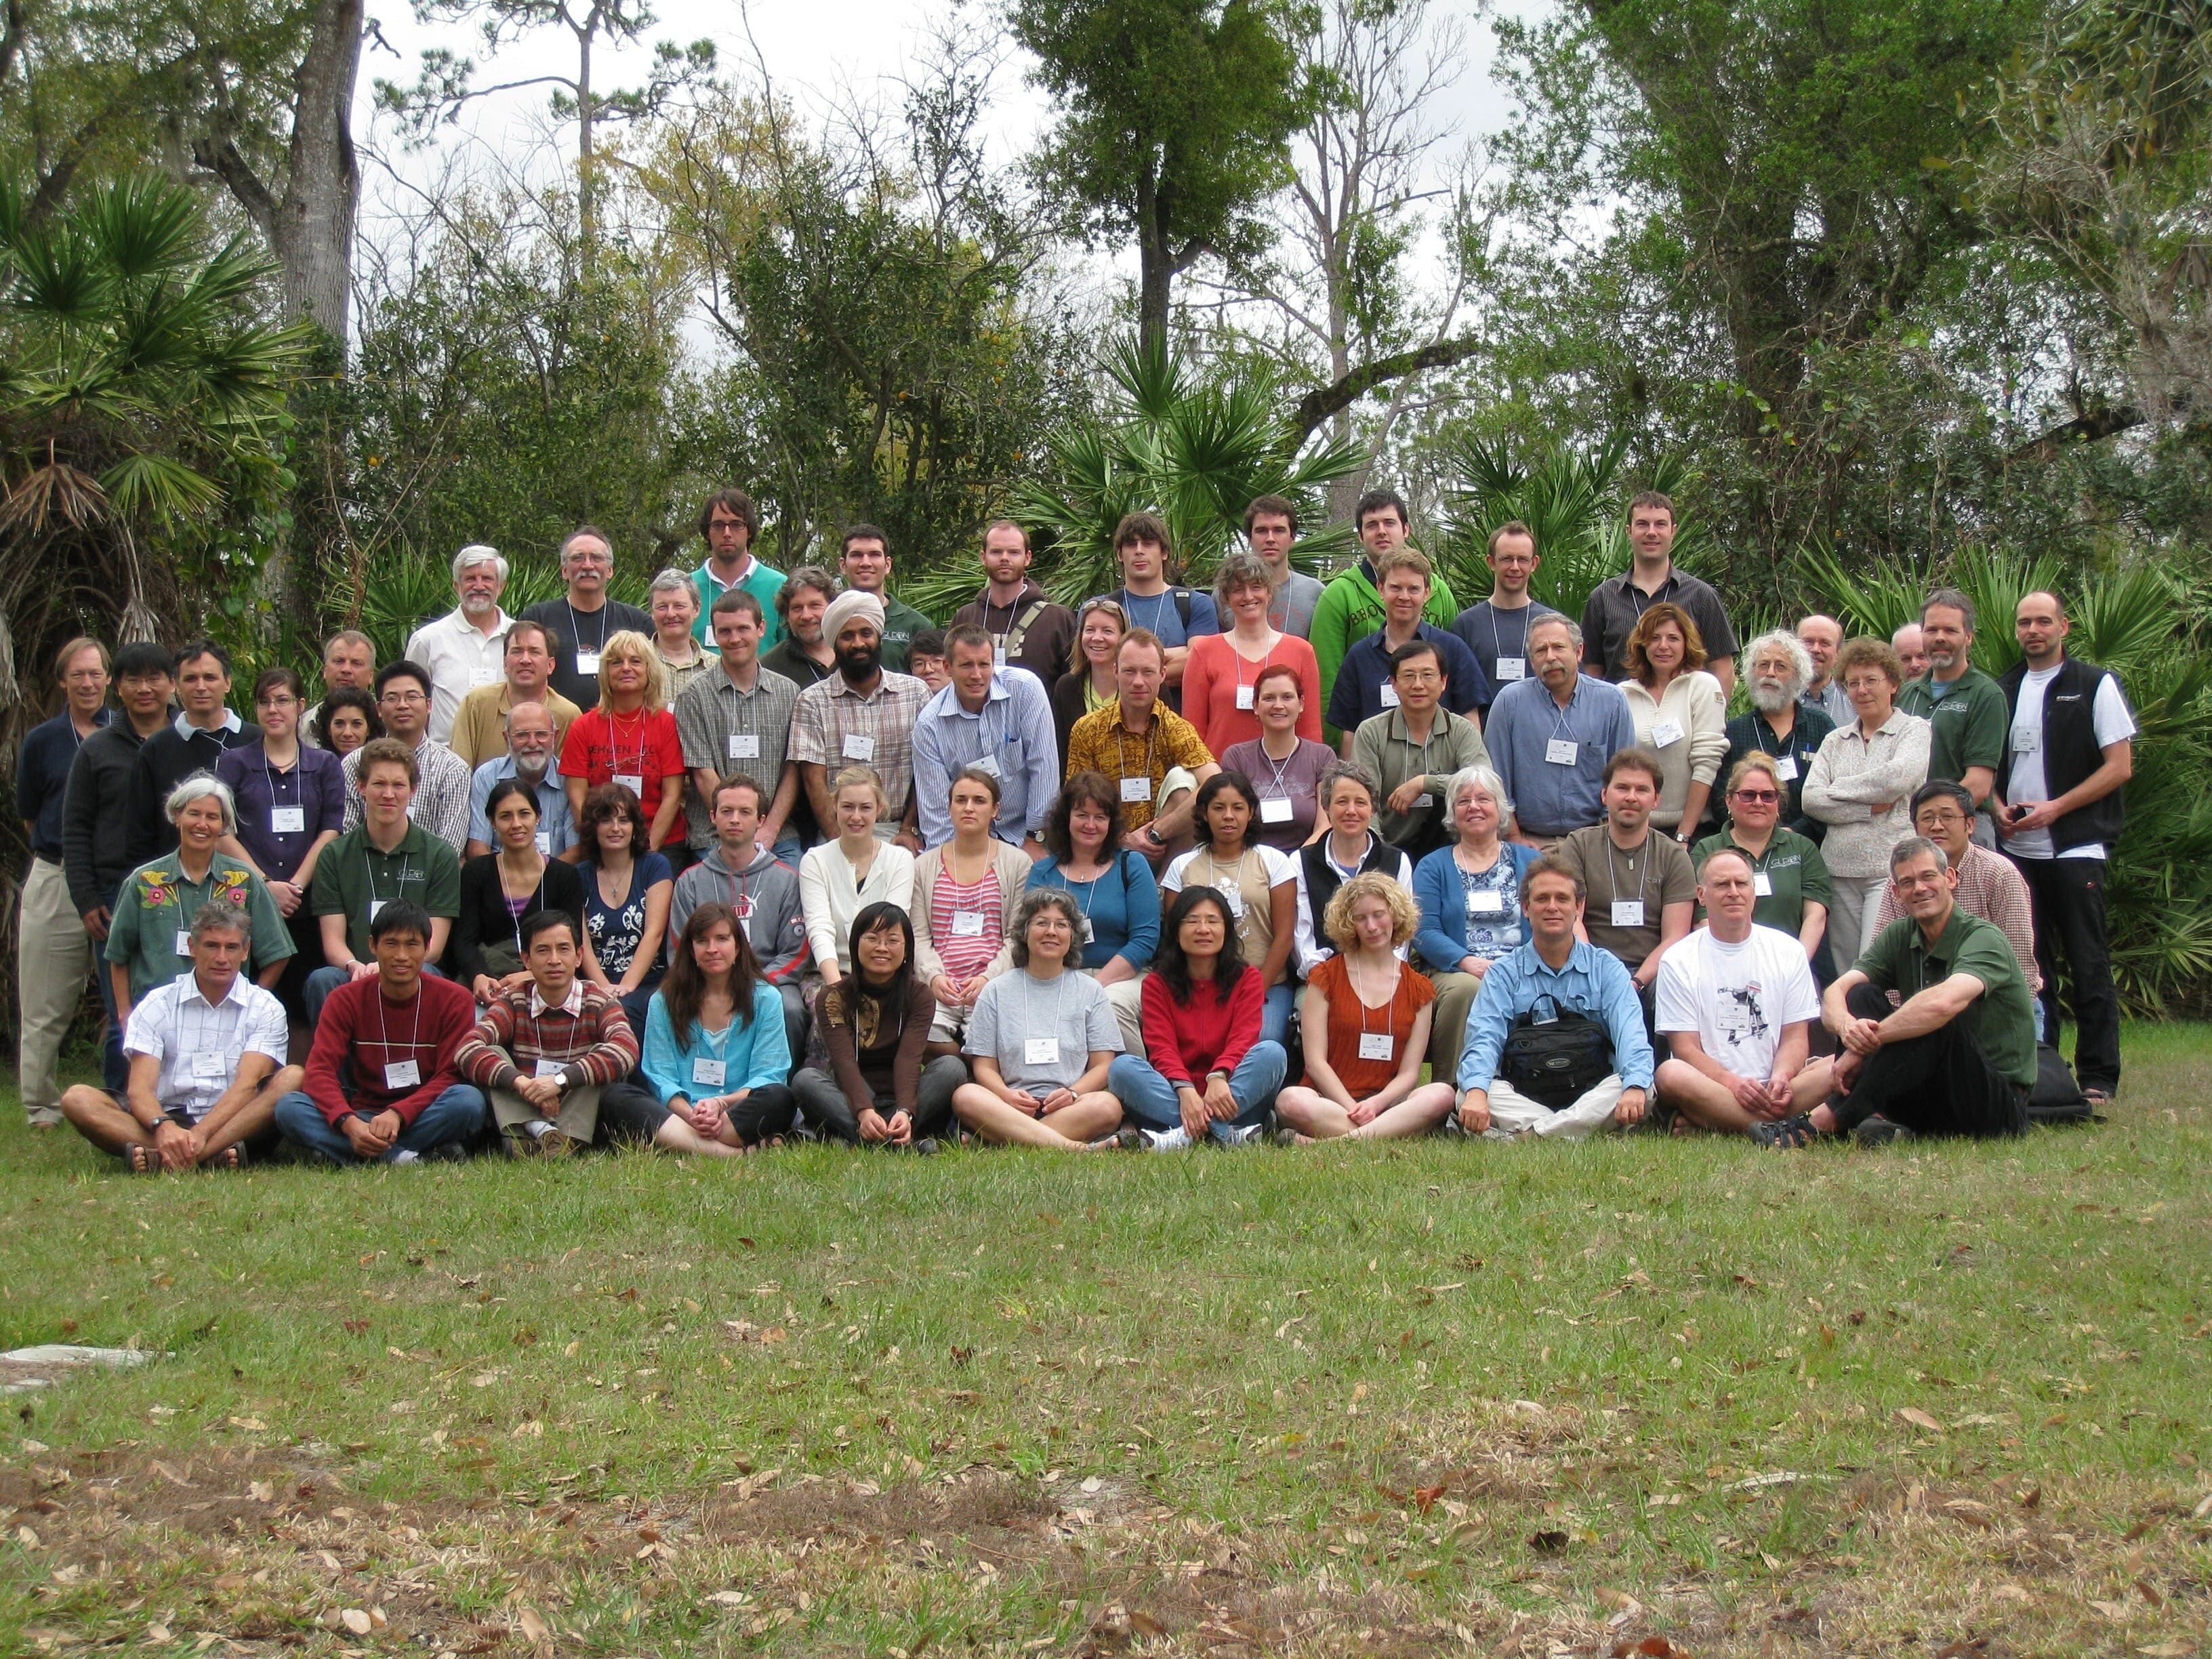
left=452, top=854, right=588, bottom=982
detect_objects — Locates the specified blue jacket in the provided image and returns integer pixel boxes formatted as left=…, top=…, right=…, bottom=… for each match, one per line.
left=1411, top=842, right=1540, bottom=975
left=641, top=981, right=792, bottom=1101
left=1456, top=937, right=1654, bottom=1094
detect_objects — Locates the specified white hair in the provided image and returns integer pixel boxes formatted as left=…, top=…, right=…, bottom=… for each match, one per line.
left=452, top=544, right=508, bottom=583
left=1448, top=762, right=1514, bottom=824
left=165, top=773, right=237, bottom=834
left=649, top=568, right=698, bottom=602
left=1527, top=612, right=1582, bottom=652
left=1745, top=630, right=1812, bottom=689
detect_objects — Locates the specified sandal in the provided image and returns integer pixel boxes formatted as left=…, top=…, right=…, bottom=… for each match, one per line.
left=207, top=1145, right=247, bottom=1172
left=126, top=1142, right=164, bottom=1175
left=1750, top=1113, right=1818, bottom=1149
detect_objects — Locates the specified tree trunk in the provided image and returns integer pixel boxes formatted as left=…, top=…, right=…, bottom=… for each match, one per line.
left=271, top=0, right=363, bottom=347
left=1135, top=159, right=1169, bottom=357
left=575, top=19, right=596, bottom=281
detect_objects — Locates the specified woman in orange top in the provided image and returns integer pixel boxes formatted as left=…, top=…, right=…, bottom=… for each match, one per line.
left=1182, top=550, right=1322, bottom=757
left=1273, top=871, right=1456, bottom=1141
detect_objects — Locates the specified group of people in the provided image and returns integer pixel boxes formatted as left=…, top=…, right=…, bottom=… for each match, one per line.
left=12, top=483, right=2133, bottom=1168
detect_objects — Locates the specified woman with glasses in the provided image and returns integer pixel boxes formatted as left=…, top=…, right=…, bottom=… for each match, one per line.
left=1690, top=754, right=1832, bottom=962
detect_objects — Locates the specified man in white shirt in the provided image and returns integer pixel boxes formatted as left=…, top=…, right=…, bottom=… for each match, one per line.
left=1654, top=847, right=1824, bottom=1134
left=405, top=545, right=513, bottom=743
left=56, top=903, right=300, bottom=1170
left=340, top=661, right=476, bottom=852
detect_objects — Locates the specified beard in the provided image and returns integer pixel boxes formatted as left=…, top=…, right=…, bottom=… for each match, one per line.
left=836, top=642, right=882, bottom=681
left=1750, top=677, right=1796, bottom=714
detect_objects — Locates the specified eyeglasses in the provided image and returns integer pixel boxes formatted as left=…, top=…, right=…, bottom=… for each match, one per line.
left=1917, top=810, right=1968, bottom=827
left=1732, top=789, right=1780, bottom=804
left=382, top=691, right=429, bottom=705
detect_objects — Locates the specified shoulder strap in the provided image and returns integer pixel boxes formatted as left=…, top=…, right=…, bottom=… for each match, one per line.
left=1174, top=588, right=1193, bottom=629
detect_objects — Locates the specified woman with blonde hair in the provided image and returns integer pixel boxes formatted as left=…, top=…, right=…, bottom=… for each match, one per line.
left=799, top=766, right=918, bottom=986
left=1273, top=872, right=1456, bottom=1141
left=559, top=630, right=686, bottom=853
left=1618, top=600, right=1728, bottom=840
left=1052, top=596, right=1128, bottom=763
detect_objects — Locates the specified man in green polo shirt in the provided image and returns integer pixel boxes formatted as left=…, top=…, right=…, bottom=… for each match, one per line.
left=1755, top=835, right=2034, bottom=1147
left=1896, top=588, right=2007, bottom=841
left=308, top=737, right=462, bottom=1023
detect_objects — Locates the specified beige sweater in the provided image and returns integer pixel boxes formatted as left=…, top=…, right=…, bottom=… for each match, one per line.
left=1801, top=711, right=1933, bottom=877
left=1620, top=671, right=1729, bottom=830
left=909, top=839, right=1035, bottom=986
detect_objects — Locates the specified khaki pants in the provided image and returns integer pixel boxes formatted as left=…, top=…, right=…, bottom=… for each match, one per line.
left=1427, top=970, right=1481, bottom=1084
left=16, top=857, right=94, bottom=1119
left=1480, top=1073, right=1628, bottom=1141
left=492, top=1084, right=603, bottom=1142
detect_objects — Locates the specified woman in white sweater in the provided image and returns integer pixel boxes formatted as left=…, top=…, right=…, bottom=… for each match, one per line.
left=911, top=768, right=1036, bottom=1055
left=1801, top=636, right=1931, bottom=969
left=1618, top=601, right=1729, bottom=840
left=798, top=766, right=917, bottom=985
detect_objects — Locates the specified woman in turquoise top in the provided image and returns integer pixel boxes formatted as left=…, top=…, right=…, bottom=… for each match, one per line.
left=641, top=901, right=796, bottom=1151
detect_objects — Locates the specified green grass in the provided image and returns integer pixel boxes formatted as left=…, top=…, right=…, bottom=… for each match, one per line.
left=3, top=1025, right=2210, bottom=1657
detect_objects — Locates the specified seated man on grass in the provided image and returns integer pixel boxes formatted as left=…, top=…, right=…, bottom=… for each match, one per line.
left=1654, top=847, right=1823, bottom=1134
left=454, top=909, right=679, bottom=1155
left=1755, top=836, right=2037, bottom=1148
left=1454, top=857, right=1653, bottom=1141
left=274, top=900, right=487, bottom=1165
left=60, top=903, right=301, bottom=1172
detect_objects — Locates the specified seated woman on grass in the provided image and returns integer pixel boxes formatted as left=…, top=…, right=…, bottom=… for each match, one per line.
left=951, top=888, right=1126, bottom=1151
left=792, top=903, right=966, bottom=1149
left=1274, top=872, right=1456, bottom=1141
left=1107, top=885, right=1288, bottom=1149
left=640, top=901, right=796, bottom=1153
left=1025, top=771, right=1158, bottom=1052
left=1161, top=771, right=1300, bottom=1044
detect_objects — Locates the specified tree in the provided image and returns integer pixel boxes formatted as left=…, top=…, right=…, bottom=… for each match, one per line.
left=1010, top=0, right=1306, bottom=354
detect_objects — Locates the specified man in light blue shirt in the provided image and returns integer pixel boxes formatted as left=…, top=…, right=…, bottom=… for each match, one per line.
left=463, top=701, right=577, bottom=859
left=1484, top=613, right=1637, bottom=844
left=912, top=624, right=1059, bottom=852
left=1456, top=856, right=1652, bottom=1140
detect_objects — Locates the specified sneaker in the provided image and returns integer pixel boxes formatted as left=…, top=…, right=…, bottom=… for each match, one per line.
left=1139, top=1126, right=1192, bottom=1151
left=423, top=1142, right=470, bottom=1163
left=390, top=1149, right=421, bottom=1166
left=908, top=1137, right=941, bottom=1156
left=1210, top=1122, right=1263, bottom=1147
left=1749, top=1113, right=1818, bottom=1149
left=1268, top=1124, right=1300, bottom=1148
left=1852, top=1115, right=1914, bottom=1146
left=515, top=1122, right=573, bottom=1157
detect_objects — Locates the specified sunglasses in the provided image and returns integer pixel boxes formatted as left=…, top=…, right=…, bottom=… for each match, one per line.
left=1732, top=789, right=1781, bottom=804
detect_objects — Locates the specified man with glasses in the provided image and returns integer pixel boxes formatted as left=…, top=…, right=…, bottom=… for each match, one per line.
left=1449, top=521, right=1558, bottom=718
left=337, top=662, right=473, bottom=853
left=689, top=489, right=785, bottom=647
left=1869, top=779, right=2040, bottom=996
left=519, top=526, right=652, bottom=709
left=447, top=621, right=583, bottom=770
left=463, top=701, right=579, bottom=860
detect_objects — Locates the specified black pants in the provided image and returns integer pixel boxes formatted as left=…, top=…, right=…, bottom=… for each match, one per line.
left=597, top=1079, right=674, bottom=1146
left=724, top=1082, right=798, bottom=1143
left=2009, top=855, right=2121, bottom=1092
left=791, top=1056, right=964, bottom=1143
left=1830, top=983, right=2026, bottom=1139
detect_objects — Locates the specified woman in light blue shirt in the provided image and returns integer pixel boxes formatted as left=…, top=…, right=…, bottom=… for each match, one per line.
left=642, top=901, right=795, bottom=1150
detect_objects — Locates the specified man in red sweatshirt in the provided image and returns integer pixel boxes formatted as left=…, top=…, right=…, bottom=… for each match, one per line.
left=274, top=900, right=487, bottom=1164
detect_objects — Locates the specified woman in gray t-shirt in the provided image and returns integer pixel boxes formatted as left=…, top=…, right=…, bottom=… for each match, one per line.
left=951, top=888, right=1126, bottom=1149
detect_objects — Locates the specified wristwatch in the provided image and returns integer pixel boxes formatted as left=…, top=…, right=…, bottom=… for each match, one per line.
left=1145, top=827, right=1165, bottom=847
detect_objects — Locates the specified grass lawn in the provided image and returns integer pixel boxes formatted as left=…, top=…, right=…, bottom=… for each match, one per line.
left=1, top=1025, right=2209, bottom=1658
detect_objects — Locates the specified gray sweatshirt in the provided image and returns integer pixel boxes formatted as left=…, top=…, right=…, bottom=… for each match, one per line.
left=672, top=842, right=807, bottom=983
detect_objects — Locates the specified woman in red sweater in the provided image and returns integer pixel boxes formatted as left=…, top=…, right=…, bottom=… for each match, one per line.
left=1107, top=884, right=1288, bottom=1149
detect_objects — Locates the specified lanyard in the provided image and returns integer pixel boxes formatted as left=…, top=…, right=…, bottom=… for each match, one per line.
left=1123, top=590, right=1177, bottom=639
left=1115, top=718, right=1158, bottom=789
left=365, top=848, right=417, bottom=907
left=1486, top=604, right=1531, bottom=664
left=1255, top=738, right=1299, bottom=798
left=1544, top=687, right=1584, bottom=745
left=1324, top=836, right=1366, bottom=884
left=1605, top=835, right=1654, bottom=910
left=606, top=708, right=649, bottom=778
left=567, top=601, right=611, bottom=655
left=372, top=984, right=424, bottom=1061
left=498, top=855, right=547, bottom=956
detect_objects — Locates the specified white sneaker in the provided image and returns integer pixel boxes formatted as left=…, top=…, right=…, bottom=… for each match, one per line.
left=1141, top=1127, right=1192, bottom=1151
left=1211, top=1123, right=1262, bottom=1146
left=390, top=1149, right=421, bottom=1165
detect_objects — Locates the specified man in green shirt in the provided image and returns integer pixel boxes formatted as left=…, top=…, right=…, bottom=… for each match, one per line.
left=1896, top=588, right=2007, bottom=840
left=307, top=737, right=463, bottom=1023
left=1755, top=835, right=2034, bottom=1147
left=1308, top=489, right=1459, bottom=719
left=838, top=523, right=933, bottom=674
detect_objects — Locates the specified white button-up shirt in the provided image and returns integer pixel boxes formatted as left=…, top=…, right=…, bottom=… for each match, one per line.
left=122, top=970, right=289, bottom=1122
left=407, top=607, right=515, bottom=743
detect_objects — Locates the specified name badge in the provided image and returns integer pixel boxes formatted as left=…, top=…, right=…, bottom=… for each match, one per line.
left=271, top=806, right=306, bottom=834
left=1545, top=738, right=1578, bottom=766
left=472, top=667, right=499, bottom=686
left=691, top=1057, right=726, bottom=1088
left=1120, top=775, right=1152, bottom=804
left=842, top=733, right=876, bottom=762
left=1357, top=1032, right=1394, bottom=1062
left=1235, top=684, right=1255, bottom=710
left=613, top=773, right=644, bottom=796
left=951, top=910, right=987, bottom=937
left=1650, top=719, right=1684, bottom=748
left=1468, top=889, right=1504, bottom=915
left=1077, top=914, right=1095, bottom=943
left=534, top=1058, right=566, bottom=1081
left=535, top=831, right=552, bottom=855
left=1258, top=796, right=1293, bottom=824
left=728, top=733, right=761, bottom=760
left=173, top=929, right=192, bottom=956
left=190, top=1050, right=227, bottom=1080
left=575, top=651, right=602, bottom=677
left=1753, top=871, right=1774, bottom=896
left=993, top=642, right=1008, bottom=666
left=1378, top=683, right=1401, bottom=708
left=1495, top=657, right=1526, bottom=682
left=1611, top=900, right=1645, bottom=928
left=972, top=754, right=1002, bottom=778
left=368, top=899, right=386, bottom=922
left=2011, top=726, right=2037, bottom=752
left=1773, top=754, right=1799, bottom=781
left=1411, top=794, right=1433, bottom=812
left=1216, top=886, right=1245, bottom=917
left=384, top=1059, right=420, bottom=1090
left=1023, top=1036, right=1061, bottom=1067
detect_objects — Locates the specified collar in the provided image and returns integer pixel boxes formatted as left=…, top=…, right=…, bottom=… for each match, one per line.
left=1387, top=706, right=1451, bottom=744
left=716, top=660, right=762, bottom=693
left=832, top=672, right=890, bottom=700
left=706, top=554, right=756, bottom=587
left=447, top=606, right=513, bottom=636
left=1524, top=937, right=1603, bottom=978
left=1115, top=700, right=1162, bottom=735
left=496, top=755, right=557, bottom=789
left=361, top=821, right=423, bottom=857
left=1910, top=904, right=1973, bottom=962
left=1621, top=561, right=1677, bottom=596
left=529, top=978, right=588, bottom=1017
left=174, top=968, right=251, bottom=1010
left=174, top=708, right=245, bottom=739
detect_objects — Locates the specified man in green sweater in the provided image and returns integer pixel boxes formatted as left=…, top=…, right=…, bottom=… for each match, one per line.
left=1309, top=488, right=1460, bottom=736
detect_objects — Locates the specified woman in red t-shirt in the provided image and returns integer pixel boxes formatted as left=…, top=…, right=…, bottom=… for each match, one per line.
left=1181, top=550, right=1322, bottom=757
left=1275, top=872, right=1455, bottom=1141
left=560, top=630, right=687, bottom=851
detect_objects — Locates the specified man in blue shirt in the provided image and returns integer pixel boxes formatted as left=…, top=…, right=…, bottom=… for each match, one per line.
left=1455, top=857, right=1653, bottom=1139
left=912, top=625, right=1060, bottom=852
left=1483, top=614, right=1638, bottom=845
left=462, top=701, right=578, bottom=859
left=1087, top=510, right=1218, bottom=710
left=1325, top=547, right=1488, bottom=740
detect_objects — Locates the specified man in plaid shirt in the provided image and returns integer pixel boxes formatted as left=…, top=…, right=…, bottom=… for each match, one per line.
left=791, top=590, right=931, bottom=850
left=455, top=909, right=669, bottom=1154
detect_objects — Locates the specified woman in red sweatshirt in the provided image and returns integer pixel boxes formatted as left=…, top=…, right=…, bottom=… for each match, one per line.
left=1107, top=884, right=1288, bottom=1149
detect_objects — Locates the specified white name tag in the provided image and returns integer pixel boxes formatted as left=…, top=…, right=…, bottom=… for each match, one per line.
left=535, top=1058, right=566, bottom=1081
left=1077, top=914, right=1094, bottom=943
left=1495, top=657, right=1525, bottom=682
left=1235, top=684, right=1255, bottom=710
left=691, top=1057, right=726, bottom=1088
left=613, top=773, right=644, bottom=796
left=1378, top=683, right=1401, bottom=708
left=472, top=667, right=499, bottom=686
left=1410, top=794, right=1433, bottom=813
left=1357, top=1032, right=1394, bottom=1062
left=190, top=1050, right=227, bottom=1080
left=1774, top=754, right=1799, bottom=781
left=1217, top=886, right=1245, bottom=917
left=842, top=733, right=876, bottom=761
left=1610, top=900, right=1645, bottom=928
left=1023, top=1036, right=1061, bottom=1067
left=384, top=1059, right=419, bottom=1090
left=972, top=753, right=1002, bottom=778
left=1258, top=796, right=1293, bottom=824
left=1467, top=889, right=1504, bottom=915
left=1545, top=739, right=1578, bottom=766
left=951, top=910, right=987, bottom=937
left=575, top=651, right=602, bottom=677
left=2012, top=726, right=2037, bottom=752
left=535, top=831, right=552, bottom=855
left=728, top=733, right=760, bottom=760
left=1650, top=719, right=1684, bottom=748
left=368, top=899, right=386, bottom=922
left=174, top=929, right=192, bottom=957
left=1120, top=775, right=1152, bottom=803
left=993, top=642, right=1008, bottom=667
left=1753, top=872, right=1774, bottom=896
left=271, top=806, right=306, bottom=834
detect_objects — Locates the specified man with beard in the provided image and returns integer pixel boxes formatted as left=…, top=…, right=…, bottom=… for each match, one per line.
left=464, top=701, right=579, bottom=859
left=406, top=545, right=514, bottom=743
left=1721, top=631, right=1836, bottom=840
left=790, top=591, right=932, bottom=850
left=1898, top=588, right=2008, bottom=844
left=761, top=565, right=838, bottom=690
left=1891, top=622, right=1929, bottom=680
left=1554, top=749, right=1697, bottom=1002
left=949, top=520, right=1077, bottom=687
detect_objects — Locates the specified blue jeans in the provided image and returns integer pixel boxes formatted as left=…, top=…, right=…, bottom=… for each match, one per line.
left=1109, top=1041, right=1288, bottom=1138
left=95, top=951, right=129, bottom=1094
left=304, top=963, right=445, bottom=1026
left=274, top=1084, right=487, bottom=1164
left=1260, top=981, right=1294, bottom=1047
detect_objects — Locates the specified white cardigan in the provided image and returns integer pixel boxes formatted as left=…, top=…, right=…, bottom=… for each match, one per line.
left=1620, top=671, right=1729, bottom=830
left=798, top=839, right=918, bottom=972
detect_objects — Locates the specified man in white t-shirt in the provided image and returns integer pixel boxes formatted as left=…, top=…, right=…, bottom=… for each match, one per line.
left=1654, top=847, right=1823, bottom=1134
left=1992, top=590, right=2136, bottom=1101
